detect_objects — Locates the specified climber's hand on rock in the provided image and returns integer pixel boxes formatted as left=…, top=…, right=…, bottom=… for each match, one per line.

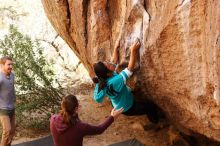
left=130, top=38, right=141, bottom=53
left=112, top=37, right=121, bottom=64
left=114, top=37, right=120, bottom=50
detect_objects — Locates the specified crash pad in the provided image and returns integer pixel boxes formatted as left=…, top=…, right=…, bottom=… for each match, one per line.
left=12, top=135, right=53, bottom=146
left=108, top=138, right=145, bottom=146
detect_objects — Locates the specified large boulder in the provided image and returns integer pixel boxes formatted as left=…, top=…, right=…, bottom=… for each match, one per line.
left=41, top=0, right=220, bottom=141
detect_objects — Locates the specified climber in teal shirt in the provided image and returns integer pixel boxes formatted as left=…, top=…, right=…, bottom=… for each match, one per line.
left=93, top=68, right=133, bottom=112
left=92, top=38, right=160, bottom=124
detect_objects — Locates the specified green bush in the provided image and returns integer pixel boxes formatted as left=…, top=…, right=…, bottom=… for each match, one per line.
left=0, top=25, right=64, bottom=128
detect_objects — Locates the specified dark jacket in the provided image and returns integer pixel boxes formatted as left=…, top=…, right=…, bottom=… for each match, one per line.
left=50, top=114, right=114, bottom=146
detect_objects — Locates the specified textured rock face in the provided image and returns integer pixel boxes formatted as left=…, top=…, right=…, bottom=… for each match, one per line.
left=42, top=0, right=220, bottom=141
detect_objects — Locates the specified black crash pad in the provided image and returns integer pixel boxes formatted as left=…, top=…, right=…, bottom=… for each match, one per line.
left=13, top=136, right=145, bottom=146
left=108, top=138, right=145, bottom=146
left=12, top=135, right=53, bottom=146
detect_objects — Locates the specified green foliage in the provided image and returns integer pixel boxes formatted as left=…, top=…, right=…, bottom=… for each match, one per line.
left=0, top=25, right=63, bottom=128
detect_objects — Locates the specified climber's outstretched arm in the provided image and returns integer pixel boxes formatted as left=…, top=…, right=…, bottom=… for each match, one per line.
left=111, top=38, right=120, bottom=65
left=127, top=39, right=140, bottom=71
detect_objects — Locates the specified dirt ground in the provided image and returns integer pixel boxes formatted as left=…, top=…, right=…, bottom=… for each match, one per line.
left=11, top=86, right=220, bottom=146
left=78, top=93, right=170, bottom=146
left=11, top=87, right=170, bottom=146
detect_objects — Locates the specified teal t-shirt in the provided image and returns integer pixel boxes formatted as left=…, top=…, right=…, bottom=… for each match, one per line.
left=93, top=68, right=133, bottom=112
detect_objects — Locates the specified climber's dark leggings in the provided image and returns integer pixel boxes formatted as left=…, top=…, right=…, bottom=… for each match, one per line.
left=123, top=100, right=159, bottom=124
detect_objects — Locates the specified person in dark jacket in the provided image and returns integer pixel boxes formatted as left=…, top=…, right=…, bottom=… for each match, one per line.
left=50, top=94, right=123, bottom=146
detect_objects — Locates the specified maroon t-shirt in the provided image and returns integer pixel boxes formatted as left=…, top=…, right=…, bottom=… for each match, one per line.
left=50, top=114, right=114, bottom=146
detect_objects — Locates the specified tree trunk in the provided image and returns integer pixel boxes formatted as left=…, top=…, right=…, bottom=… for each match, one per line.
left=41, top=0, right=220, bottom=141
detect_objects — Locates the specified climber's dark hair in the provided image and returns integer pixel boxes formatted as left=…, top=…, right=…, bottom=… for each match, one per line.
left=93, top=61, right=111, bottom=90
